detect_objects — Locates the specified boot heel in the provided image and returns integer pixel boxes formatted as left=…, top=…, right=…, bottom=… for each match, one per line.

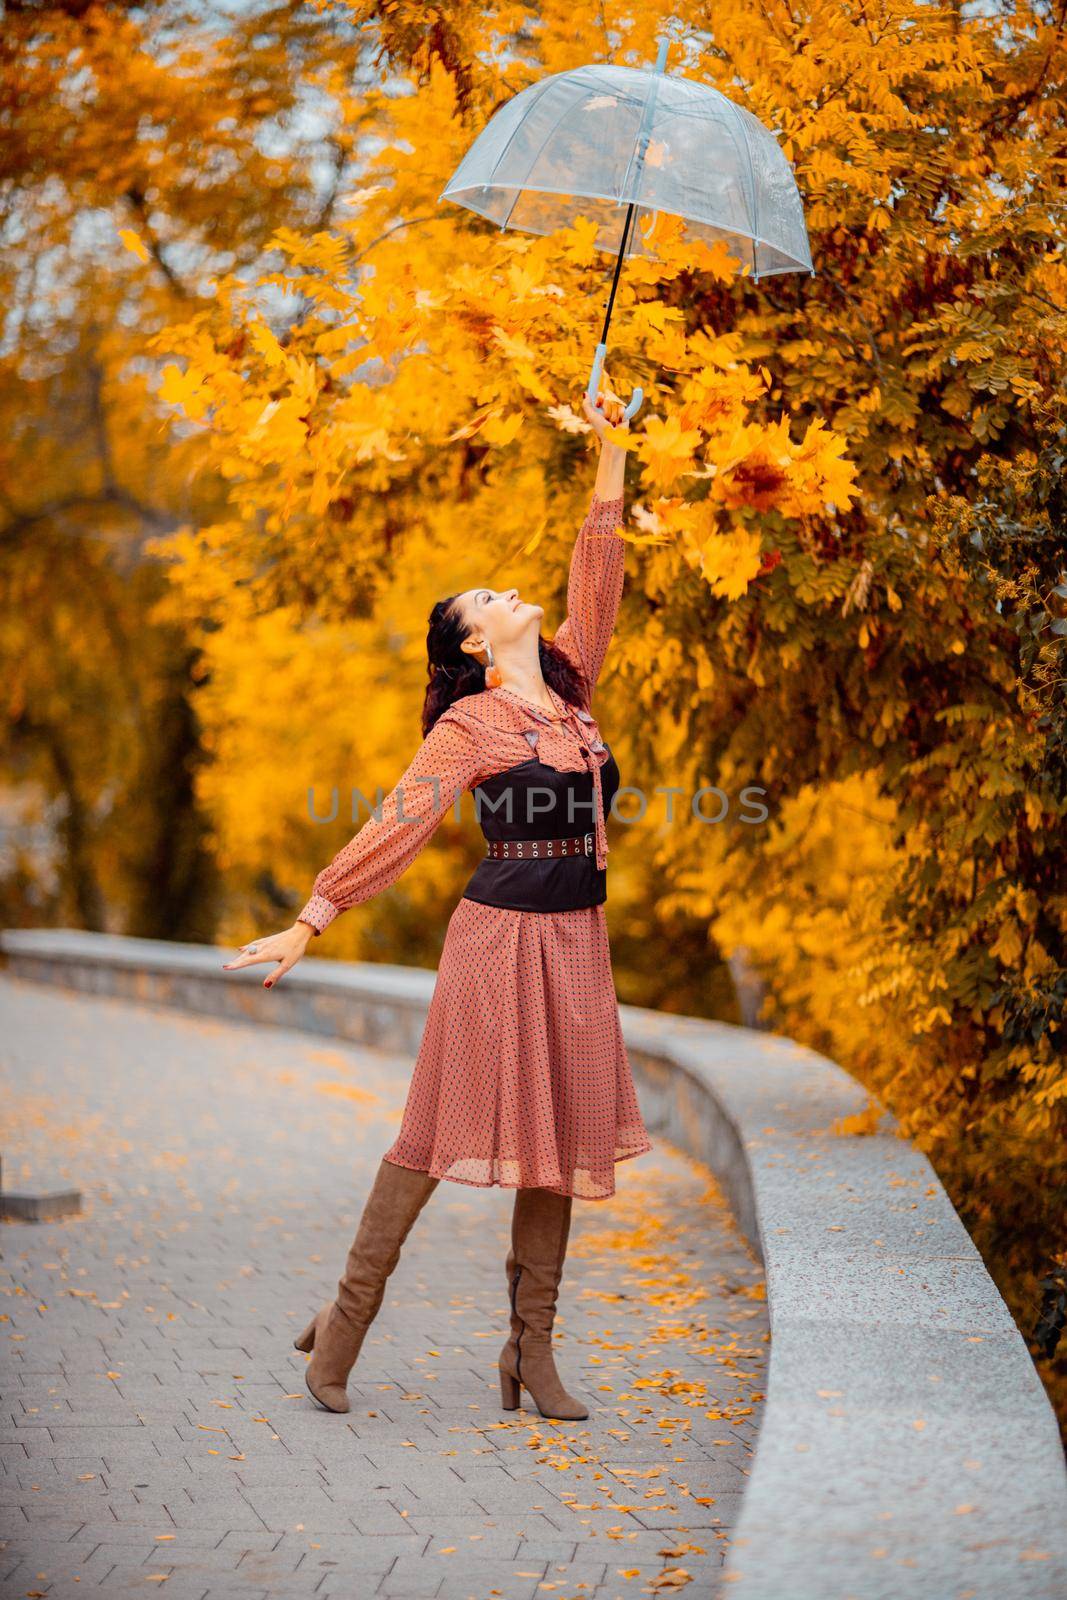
left=293, top=1317, right=317, bottom=1353
left=499, top=1368, right=521, bottom=1409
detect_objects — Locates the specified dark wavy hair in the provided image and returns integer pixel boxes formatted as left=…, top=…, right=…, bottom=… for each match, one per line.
left=422, top=593, right=590, bottom=737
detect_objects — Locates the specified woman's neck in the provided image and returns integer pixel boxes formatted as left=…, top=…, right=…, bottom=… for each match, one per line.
left=494, top=655, right=555, bottom=711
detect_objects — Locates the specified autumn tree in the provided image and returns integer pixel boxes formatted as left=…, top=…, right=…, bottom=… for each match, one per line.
left=0, top=0, right=371, bottom=935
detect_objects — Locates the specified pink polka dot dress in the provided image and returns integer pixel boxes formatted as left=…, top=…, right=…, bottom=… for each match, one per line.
left=297, top=488, right=654, bottom=1201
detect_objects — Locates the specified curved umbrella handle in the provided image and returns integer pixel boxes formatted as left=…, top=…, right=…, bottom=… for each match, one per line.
left=622, top=386, right=644, bottom=422
left=585, top=341, right=645, bottom=425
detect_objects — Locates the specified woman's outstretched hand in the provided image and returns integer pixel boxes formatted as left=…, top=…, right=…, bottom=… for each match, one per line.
left=581, top=386, right=629, bottom=444
left=222, top=921, right=314, bottom=988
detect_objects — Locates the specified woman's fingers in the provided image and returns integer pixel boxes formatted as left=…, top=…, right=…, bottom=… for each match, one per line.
left=222, top=927, right=307, bottom=989
left=580, top=389, right=628, bottom=433
left=222, top=936, right=279, bottom=970
left=582, top=393, right=614, bottom=420
left=597, top=388, right=625, bottom=424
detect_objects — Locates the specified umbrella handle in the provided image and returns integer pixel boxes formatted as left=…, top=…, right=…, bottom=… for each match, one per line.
left=585, top=341, right=645, bottom=425
left=622, top=386, right=644, bottom=423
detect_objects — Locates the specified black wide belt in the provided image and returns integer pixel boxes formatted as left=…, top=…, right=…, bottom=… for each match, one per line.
left=486, top=832, right=595, bottom=860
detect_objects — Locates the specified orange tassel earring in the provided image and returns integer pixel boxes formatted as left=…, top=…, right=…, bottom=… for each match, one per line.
left=484, top=643, right=503, bottom=689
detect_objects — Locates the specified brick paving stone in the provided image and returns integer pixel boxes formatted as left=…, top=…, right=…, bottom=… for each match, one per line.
left=1, top=973, right=767, bottom=1598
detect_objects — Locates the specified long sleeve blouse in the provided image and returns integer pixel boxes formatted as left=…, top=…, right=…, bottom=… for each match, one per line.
left=551, top=489, right=627, bottom=700
left=296, top=487, right=626, bottom=936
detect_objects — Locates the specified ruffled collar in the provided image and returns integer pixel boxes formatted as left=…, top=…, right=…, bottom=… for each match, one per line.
left=491, top=682, right=596, bottom=728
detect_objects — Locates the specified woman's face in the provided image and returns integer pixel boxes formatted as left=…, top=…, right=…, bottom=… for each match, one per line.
left=456, top=585, right=544, bottom=661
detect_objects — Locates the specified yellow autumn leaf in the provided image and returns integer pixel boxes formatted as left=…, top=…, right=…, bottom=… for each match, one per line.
left=699, top=529, right=764, bottom=600
left=491, top=326, right=538, bottom=363
left=345, top=183, right=385, bottom=206
left=158, top=362, right=209, bottom=420
left=314, top=1081, right=380, bottom=1103
left=249, top=320, right=285, bottom=366
left=638, top=414, right=703, bottom=490
left=560, top=214, right=600, bottom=264
left=514, top=361, right=554, bottom=402
left=118, top=227, right=150, bottom=263
left=481, top=411, right=524, bottom=446
left=686, top=236, right=745, bottom=280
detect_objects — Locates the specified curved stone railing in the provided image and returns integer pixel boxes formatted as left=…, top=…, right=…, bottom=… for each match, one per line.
left=3, top=926, right=1066, bottom=1600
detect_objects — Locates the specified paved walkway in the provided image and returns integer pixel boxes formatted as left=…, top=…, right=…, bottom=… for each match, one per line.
left=0, top=973, right=767, bottom=1600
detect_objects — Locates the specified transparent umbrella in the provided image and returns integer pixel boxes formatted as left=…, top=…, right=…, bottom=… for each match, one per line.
left=440, top=32, right=815, bottom=422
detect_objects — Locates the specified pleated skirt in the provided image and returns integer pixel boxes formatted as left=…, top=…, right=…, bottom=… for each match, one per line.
left=381, top=895, right=653, bottom=1200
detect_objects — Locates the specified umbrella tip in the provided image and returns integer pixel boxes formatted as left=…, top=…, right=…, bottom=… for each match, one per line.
left=655, top=16, right=685, bottom=71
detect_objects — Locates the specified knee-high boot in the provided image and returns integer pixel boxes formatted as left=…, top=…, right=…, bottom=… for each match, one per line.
left=498, top=1186, right=589, bottom=1421
left=294, top=1157, right=439, bottom=1413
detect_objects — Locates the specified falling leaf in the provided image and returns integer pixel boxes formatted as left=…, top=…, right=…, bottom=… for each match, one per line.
left=344, top=184, right=385, bottom=206
left=158, top=362, right=209, bottom=420
left=118, top=228, right=150, bottom=263
left=249, top=320, right=286, bottom=367
left=481, top=411, right=524, bottom=447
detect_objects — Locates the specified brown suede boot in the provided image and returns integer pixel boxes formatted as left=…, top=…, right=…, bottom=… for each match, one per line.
left=498, top=1186, right=589, bottom=1421
left=294, top=1157, right=439, bottom=1413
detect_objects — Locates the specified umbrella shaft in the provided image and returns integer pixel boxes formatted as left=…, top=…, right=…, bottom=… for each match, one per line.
left=600, top=201, right=636, bottom=347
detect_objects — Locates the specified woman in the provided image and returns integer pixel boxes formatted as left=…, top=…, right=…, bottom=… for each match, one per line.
left=222, top=386, right=653, bottom=1422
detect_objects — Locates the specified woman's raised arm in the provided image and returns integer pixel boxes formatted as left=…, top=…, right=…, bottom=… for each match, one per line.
left=552, top=394, right=629, bottom=703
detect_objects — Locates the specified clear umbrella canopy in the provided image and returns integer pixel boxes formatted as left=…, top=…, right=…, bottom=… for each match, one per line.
left=440, top=62, right=814, bottom=281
